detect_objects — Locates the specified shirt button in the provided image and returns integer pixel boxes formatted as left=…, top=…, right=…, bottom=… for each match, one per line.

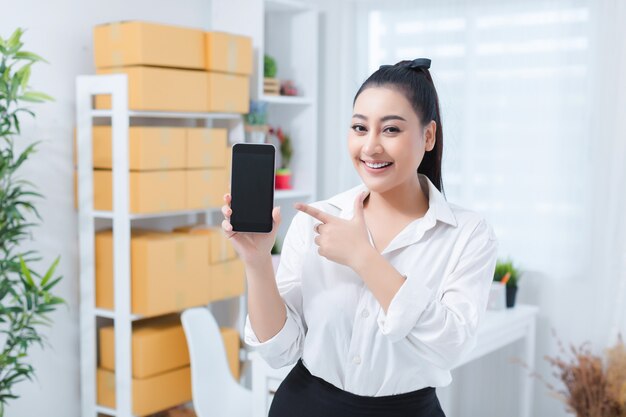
left=361, top=309, right=370, bottom=318
left=353, top=355, right=361, bottom=365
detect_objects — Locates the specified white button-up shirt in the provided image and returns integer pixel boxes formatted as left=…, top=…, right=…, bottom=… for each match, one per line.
left=244, top=173, right=499, bottom=396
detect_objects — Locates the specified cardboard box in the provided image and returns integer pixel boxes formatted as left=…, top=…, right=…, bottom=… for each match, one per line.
left=93, top=169, right=186, bottom=213
left=94, top=21, right=205, bottom=70
left=209, top=258, right=246, bottom=302
left=205, top=32, right=253, bottom=75
left=95, top=66, right=209, bottom=112
left=186, top=128, right=228, bottom=169
left=207, top=72, right=250, bottom=113
left=99, top=315, right=188, bottom=378
left=99, top=316, right=241, bottom=380
left=95, top=230, right=211, bottom=316
left=92, top=126, right=186, bottom=170
left=97, top=366, right=191, bottom=416
left=185, top=169, right=228, bottom=209
left=173, top=225, right=238, bottom=263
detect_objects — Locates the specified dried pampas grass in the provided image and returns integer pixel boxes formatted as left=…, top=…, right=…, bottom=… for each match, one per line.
left=512, top=329, right=626, bottom=417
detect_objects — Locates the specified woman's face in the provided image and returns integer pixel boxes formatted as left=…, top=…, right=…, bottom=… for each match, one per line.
left=348, top=86, right=435, bottom=194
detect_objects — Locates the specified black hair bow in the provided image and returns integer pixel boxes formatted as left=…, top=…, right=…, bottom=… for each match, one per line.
left=379, top=58, right=431, bottom=71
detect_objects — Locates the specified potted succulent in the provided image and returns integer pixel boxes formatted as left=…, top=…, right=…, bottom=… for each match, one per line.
left=270, top=127, right=293, bottom=190
left=263, top=54, right=279, bottom=95
left=0, top=28, right=65, bottom=415
left=493, top=257, right=521, bottom=308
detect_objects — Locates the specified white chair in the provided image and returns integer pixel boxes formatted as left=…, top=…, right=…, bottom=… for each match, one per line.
left=181, top=307, right=253, bottom=417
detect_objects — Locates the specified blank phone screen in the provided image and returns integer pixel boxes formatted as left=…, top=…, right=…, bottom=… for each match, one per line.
left=230, top=144, right=275, bottom=233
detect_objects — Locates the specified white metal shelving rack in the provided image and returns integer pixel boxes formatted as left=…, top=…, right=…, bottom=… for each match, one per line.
left=211, top=0, right=320, bottom=228
left=76, top=72, right=315, bottom=417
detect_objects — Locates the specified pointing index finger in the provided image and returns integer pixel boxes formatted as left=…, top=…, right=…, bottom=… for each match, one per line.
left=294, top=203, right=333, bottom=224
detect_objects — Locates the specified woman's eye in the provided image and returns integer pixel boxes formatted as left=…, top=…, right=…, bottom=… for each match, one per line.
left=384, top=126, right=401, bottom=134
left=351, top=124, right=367, bottom=133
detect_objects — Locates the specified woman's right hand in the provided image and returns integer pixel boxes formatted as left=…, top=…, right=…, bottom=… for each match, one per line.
left=221, top=193, right=281, bottom=266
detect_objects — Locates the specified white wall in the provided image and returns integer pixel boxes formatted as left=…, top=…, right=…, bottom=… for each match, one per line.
left=0, top=2, right=210, bottom=416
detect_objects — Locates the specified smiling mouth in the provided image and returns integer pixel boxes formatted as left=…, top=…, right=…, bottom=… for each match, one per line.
left=360, top=160, right=394, bottom=171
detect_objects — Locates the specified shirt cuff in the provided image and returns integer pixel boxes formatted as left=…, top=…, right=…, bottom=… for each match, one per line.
left=243, top=307, right=301, bottom=359
left=376, top=275, right=435, bottom=343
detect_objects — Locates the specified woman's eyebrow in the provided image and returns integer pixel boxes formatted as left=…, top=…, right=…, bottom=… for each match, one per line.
left=352, top=114, right=406, bottom=122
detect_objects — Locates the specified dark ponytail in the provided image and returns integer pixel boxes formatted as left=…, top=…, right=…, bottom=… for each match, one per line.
left=352, top=59, right=445, bottom=197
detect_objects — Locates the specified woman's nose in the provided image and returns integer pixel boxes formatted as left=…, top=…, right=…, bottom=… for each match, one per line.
left=363, top=133, right=383, bottom=155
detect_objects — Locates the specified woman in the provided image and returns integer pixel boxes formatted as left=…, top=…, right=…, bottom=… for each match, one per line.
left=221, top=58, right=499, bottom=417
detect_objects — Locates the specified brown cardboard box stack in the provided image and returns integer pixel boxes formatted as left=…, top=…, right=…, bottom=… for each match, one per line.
left=93, top=21, right=252, bottom=113
left=84, top=20, right=249, bottom=416
left=185, top=128, right=229, bottom=210
left=94, top=228, right=245, bottom=414
left=73, top=126, right=230, bottom=213
left=173, top=224, right=245, bottom=302
left=95, top=229, right=211, bottom=316
left=97, top=315, right=240, bottom=416
left=95, top=227, right=244, bottom=315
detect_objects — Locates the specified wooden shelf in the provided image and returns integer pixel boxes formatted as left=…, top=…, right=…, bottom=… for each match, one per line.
left=261, top=95, right=312, bottom=105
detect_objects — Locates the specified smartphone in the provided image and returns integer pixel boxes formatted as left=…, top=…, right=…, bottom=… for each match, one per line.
left=230, top=143, right=276, bottom=233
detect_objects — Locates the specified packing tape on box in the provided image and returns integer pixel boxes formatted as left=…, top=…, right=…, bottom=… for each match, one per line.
left=201, top=131, right=214, bottom=165
left=202, top=129, right=212, bottom=144
left=203, top=196, right=210, bottom=207
left=111, top=51, right=123, bottom=68
left=202, top=170, right=211, bottom=182
left=110, top=22, right=122, bottom=41
left=175, top=241, right=185, bottom=270
left=160, top=129, right=171, bottom=145
left=175, top=291, right=185, bottom=310
left=104, top=371, right=115, bottom=390
left=220, top=235, right=228, bottom=261
left=109, top=23, right=123, bottom=67
left=227, top=38, right=238, bottom=73
left=159, top=157, right=169, bottom=169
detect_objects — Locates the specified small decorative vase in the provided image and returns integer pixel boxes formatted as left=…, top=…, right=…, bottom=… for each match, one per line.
left=506, top=285, right=518, bottom=308
left=275, top=168, right=292, bottom=189
left=244, top=124, right=268, bottom=143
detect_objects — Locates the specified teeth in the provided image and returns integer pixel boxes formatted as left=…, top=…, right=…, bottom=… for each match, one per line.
left=365, top=161, right=392, bottom=169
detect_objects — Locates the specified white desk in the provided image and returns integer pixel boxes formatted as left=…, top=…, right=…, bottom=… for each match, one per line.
left=248, top=303, right=538, bottom=417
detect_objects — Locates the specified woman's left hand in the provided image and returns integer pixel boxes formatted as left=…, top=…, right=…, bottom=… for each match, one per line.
left=294, top=191, right=373, bottom=269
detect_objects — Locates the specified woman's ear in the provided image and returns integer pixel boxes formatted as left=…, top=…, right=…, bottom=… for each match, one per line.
left=424, top=120, right=437, bottom=151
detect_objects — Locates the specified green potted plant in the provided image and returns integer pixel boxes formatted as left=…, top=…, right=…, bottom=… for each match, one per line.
left=493, top=257, right=521, bottom=308
left=263, top=54, right=279, bottom=95
left=0, top=28, right=65, bottom=415
left=271, top=127, right=293, bottom=190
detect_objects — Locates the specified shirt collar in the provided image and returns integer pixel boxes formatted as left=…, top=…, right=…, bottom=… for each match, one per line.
left=326, top=173, right=458, bottom=228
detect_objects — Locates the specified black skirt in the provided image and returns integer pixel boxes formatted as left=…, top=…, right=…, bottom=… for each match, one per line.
left=268, top=358, right=447, bottom=417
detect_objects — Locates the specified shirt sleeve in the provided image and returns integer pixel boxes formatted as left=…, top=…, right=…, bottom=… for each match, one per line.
left=243, top=211, right=309, bottom=369
left=376, top=217, right=499, bottom=369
